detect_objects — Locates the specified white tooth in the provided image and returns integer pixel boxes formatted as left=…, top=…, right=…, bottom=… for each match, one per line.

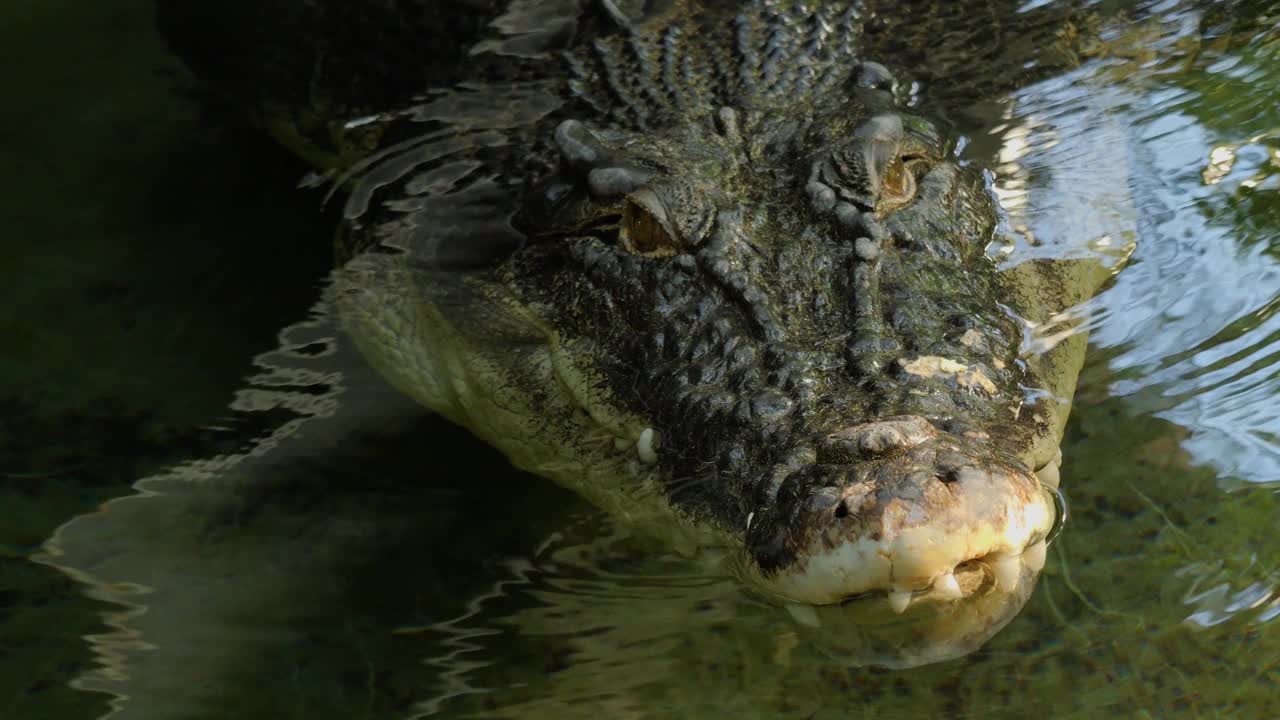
left=745, top=511, right=754, bottom=531
left=1036, top=462, right=1060, bottom=489
left=1023, top=540, right=1048, bottom=572
left=786, top=603, right=821, bottom=628
left=636, top=428, right=658, bottom=464
left=887, top=589, right=912, bottom=614
left=614, top=437, right=632, bottom=451
left=1053, top=448, right=1063, bottom=468
left=934, top=572, right=962, bottom=600
left=991, top=554, right=1022, bottom=591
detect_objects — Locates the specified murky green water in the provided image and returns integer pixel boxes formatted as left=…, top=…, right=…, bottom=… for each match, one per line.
left=3, top=1, right=1278, bottom=718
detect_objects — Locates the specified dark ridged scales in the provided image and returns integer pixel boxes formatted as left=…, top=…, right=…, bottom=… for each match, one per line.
left=159, top=0, right=1105, bottom=576
left=462, top=2, right=1034, bottom=546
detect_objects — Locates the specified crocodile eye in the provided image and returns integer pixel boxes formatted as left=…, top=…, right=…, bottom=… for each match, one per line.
left=878, top=156, right=918, bottom=209
left=621, top=188, right=680, bottom=256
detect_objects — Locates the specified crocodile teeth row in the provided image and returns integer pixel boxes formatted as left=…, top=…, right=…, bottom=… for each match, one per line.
left=883, top=540, right=1048, bottom=614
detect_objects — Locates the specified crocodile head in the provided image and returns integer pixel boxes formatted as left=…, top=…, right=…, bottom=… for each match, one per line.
left=336, top=58, right=1067, bottom=662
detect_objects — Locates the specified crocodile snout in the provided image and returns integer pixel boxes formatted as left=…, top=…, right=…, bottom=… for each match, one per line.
left=744, top=416, right=1057, bottom=613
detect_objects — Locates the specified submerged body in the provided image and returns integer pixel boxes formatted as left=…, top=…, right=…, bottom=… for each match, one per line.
left=162, top=0, right=1114, bottom=665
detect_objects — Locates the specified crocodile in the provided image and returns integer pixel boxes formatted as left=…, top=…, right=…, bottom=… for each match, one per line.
left=159, top=0, right=1116, bottom=664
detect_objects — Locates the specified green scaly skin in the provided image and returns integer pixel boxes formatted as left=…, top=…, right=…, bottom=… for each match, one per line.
left=159, top=0, right=1123, bottom=665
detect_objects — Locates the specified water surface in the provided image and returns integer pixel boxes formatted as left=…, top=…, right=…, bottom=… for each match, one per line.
left=3, top=1, right=1279, bottom=718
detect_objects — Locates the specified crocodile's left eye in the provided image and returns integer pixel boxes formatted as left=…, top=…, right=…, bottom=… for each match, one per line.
left=621, top=188, right=680, bottom=256
left=879, top=156, right=917, bottom=207
left=879, top=154, right=934, bottom=211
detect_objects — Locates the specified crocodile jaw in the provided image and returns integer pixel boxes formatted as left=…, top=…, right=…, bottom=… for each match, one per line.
left=764, top=489, right=1053, bottom=613
left=741, top=418, right=1059, bottom=613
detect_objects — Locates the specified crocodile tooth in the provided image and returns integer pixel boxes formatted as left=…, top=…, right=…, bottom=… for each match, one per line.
left=1023, top=540, right=1048, bottom=572
left=1053, top=448, right=1064, bottom=468
left=636, top=428, right=658, bottom=464
left=887, top=589, right=912, bottom=614
left=1036, top=462, right=1060, bottom=489
left=786, top=603, right=821, bottom=628
left=745, top=512, right=754, bottom=531
left=991, top=554, right=1021, bottom=591
left=934, top=572, right=962, bottom=600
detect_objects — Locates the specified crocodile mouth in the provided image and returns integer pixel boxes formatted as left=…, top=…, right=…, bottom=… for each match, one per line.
left=770, top=483, right=1057, bottom=613
left=758, top=514, right=1056, bottom=616
left=740, top=416, right=1064, bottom=616
left=776, top=534, right=1055, bottom=668
left=827, top=533, right=1050, bottom=613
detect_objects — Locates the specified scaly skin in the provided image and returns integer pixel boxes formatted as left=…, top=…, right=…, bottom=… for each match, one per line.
left=162, top=0, right=1117, bottom=664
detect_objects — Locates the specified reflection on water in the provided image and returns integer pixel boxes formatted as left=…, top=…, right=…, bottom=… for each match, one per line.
left=11, top=0, right=1280, bottom=718
left=1087, top=29, right=1280, bottom=488
left=980, top=4, right=1280, bottom=490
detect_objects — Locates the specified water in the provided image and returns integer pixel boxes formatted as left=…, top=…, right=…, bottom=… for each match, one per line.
left=3, top=1, right=1278, bottom=718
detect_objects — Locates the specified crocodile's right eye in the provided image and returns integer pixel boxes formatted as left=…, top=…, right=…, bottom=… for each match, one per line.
left=620, top=188, right=680, bottom=256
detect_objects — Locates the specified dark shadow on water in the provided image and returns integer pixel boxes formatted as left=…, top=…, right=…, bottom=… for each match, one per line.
left=0, top=0, right=332, bottom=715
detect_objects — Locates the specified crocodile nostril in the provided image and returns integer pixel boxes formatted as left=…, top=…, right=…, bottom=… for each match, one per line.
left=938, top=468, right=963, bottom=484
